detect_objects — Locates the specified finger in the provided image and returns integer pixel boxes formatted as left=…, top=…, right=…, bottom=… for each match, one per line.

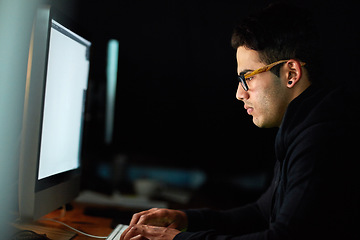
left=123, top=225, right=157, bottom=240
left=130, top=234, right=147, bottom=240
left=137, top=212, right=159, bottom=225
left=123, top=224, right=181, bottom=240
left=120, top=225, right=132, bottom=240
left=130, top=208, right=159, bottom=225
left=129, top=225, right=159, bottom=239
left=124, top=225, right=160, bottom=240
left=168, top=222, right=179, bottom=229
left=137, top=225, right=181, bottom=240
left=129, top=211, right=148, bottom=226
left=121, top=225, right=142, bottom=240
left=136, top=209, right=167, bottom=226
left=121, top=224, right=143, bottom=240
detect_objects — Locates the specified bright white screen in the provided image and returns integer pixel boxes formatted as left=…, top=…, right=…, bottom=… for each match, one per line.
left=38, top=20, right=90, bottom=180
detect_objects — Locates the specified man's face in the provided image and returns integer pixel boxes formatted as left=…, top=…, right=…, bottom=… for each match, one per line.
left=236, top=46, right=289, bottom=128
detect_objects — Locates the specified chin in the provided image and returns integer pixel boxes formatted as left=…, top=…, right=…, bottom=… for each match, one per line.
left=252, top=117, right=263, bottom=128
left=253, top=122, right=266, bottom=128
left=253, top=117, right=276, bottom=128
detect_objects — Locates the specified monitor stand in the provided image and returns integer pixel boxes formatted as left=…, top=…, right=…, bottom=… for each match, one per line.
left=12, top=221, right=76, bottom=240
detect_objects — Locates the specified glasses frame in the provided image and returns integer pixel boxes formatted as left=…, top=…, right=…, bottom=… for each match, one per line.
left=238, top=59, right=306, bottom=91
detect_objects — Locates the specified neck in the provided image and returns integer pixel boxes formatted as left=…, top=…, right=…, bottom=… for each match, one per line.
left=287, top=67, right=312, bottom=103
left=275, top=77, right=312, bottom=128
left=291, top=80, right=312, bottom=102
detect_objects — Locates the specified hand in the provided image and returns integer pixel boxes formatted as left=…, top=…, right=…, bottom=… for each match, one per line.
left=120, top=208, right=188, bottom=240
left=120, top=224, right=181, bottom=240
left=129, top=208, right=188, bottom=230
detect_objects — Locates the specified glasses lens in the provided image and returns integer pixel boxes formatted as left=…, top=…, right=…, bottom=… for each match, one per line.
left=238, top=74, right=248, bottom=91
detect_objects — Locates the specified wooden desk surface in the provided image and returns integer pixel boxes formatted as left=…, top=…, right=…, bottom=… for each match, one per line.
left=37, top=202, right=118, bottom=240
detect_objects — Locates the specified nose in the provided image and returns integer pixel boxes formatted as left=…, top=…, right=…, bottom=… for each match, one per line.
left=236, top=82, right=249, bottom=101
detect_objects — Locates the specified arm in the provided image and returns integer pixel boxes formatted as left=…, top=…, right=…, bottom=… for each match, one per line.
left=120, top=178, right=275, bottom=240
left=184, top=162, right=279, bottom=235
left=173, top=175, right=277, bottom=240
left=184, top=182, right=275, bottom=235
left=120, top=204, right=271, bottom=240
left=121, top=121, right=359, bottom=240
left=184, top=203, right=266, bottom=235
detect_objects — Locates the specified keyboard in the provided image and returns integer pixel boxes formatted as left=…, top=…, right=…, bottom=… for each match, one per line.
left=106, top=224, right=129, bottom=240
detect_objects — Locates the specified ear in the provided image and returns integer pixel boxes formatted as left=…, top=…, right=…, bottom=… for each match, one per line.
left=285, top=59, right=302, bottom=88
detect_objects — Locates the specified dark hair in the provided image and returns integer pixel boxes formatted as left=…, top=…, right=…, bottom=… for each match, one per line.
left=231, top=2, right=322, bottom=82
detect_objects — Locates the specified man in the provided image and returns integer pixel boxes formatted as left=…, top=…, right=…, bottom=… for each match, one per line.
left=120, top=3, right=359, bottom=240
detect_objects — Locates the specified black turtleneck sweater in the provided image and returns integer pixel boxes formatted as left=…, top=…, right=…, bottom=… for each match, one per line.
left=175, top=85, right=360, bottom=240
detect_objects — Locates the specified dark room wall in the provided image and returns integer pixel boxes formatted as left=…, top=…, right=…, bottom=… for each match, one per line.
left=51, top=0, right=359, bottom=198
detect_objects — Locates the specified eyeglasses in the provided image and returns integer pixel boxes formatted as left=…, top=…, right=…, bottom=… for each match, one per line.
left=238, top=60, right=306, bottom=91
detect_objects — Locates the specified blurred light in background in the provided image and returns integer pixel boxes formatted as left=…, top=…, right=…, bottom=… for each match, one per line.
left=105, top=39, right=119, bottom=144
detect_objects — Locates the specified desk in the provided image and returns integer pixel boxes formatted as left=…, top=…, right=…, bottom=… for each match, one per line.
left=15, top=202, right=123, bottom=240
left=47, top=202, right=116, bottom=239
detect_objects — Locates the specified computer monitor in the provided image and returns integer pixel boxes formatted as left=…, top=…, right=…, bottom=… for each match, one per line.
left=18, top=5, right=91, bottom=220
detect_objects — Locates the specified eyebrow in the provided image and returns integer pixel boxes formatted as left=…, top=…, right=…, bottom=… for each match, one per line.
left=239, top=69, right=253, bottom=75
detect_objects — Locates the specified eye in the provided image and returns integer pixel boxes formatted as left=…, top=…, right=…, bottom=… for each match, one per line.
left=245, top=76, right=254, bottom=81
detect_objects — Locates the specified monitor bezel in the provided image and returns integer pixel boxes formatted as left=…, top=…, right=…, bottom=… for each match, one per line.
left=19, top=5, right=90, bottom=221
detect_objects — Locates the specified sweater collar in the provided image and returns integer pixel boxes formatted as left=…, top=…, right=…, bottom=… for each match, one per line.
left=278, top=84, right=319, bottom=130
left=275, top=84, right=321, bottom=162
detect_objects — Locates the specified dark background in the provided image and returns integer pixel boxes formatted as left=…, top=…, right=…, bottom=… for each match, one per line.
left=51, top=0, right=359, bottom=208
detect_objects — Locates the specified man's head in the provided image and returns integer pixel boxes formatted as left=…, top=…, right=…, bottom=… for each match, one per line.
left=231, top=3, right=320, bottom=128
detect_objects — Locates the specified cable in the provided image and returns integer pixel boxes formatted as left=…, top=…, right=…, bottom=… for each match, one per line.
left=40, top=218, right=108, bottom=239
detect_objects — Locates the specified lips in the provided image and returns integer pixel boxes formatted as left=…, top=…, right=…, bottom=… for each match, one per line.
left=244, top=105, right=254, bottom=115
